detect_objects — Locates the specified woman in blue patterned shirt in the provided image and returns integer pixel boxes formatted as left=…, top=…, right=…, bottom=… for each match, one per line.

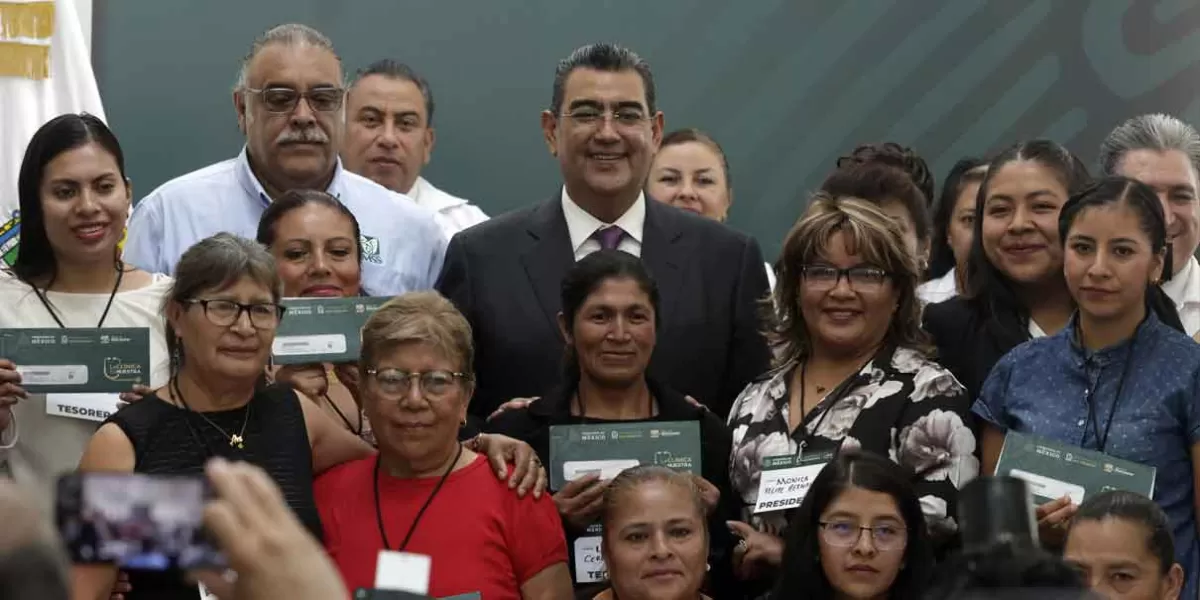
left=974, top=176, right=1200, bottom=598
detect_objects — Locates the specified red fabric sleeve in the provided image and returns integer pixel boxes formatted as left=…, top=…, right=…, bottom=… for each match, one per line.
left=313, top=466, right=344, bottom=552
left=504, top=484, right=569, bottom=584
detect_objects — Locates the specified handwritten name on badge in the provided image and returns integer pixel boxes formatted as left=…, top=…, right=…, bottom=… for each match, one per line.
left=573, top=536, right=608, bottom=583
left=753, top=459, right=827, bottom=514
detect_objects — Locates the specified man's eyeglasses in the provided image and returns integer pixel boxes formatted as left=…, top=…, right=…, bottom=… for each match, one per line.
left=365, top=369, right=470, bottom=398
left=244, top=86, right=345, bottom=114
left=183, top=299, right=285, bottom=330
left=819, top=521, right=907, bottom=551
left=800, top=265, right=890, bottom=291
left=561, top=108, right=649, bottom=129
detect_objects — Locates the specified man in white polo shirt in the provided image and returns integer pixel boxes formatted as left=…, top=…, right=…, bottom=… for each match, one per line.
left=340, top=59, right=488, bottom=238
left=124, top=24, right=446, bottom=295
left=1099, top=114, right=1200, bottom=336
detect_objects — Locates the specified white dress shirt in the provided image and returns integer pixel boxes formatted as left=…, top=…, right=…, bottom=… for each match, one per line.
left=561, top=186, right=646, bottom=261
left=917, top=268, right=959, bottom=305
left=1163, top=256, right=1200, bottom=337
left=409, top=176, right=489, bottom=238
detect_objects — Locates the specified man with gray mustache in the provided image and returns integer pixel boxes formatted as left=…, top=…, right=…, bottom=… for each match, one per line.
left=123, top=24, right=446, bottom=295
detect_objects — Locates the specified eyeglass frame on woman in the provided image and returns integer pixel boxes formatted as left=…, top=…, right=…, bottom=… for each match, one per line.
left=818, top=520, right=907, bottom=551
left=800, top=264, right=891, bottom=291
left=181, top=298, right=286, bottom=330
left=364, top=368, right=471, bottom=398
left=243, top=86, right=346, bottom=114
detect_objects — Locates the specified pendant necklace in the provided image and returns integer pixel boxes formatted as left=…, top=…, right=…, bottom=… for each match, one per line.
left=172, top=377, right=252, bottom=449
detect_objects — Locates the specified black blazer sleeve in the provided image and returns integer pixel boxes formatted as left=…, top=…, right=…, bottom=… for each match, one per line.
left=435, top=233, right=473, bottom=322
left=717, top=237, right=772, bottom=418
left=700, top=410, right=739, bottom=599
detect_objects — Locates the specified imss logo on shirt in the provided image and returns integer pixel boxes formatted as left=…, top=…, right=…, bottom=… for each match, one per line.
left=360, top=235, right=382, bottom=265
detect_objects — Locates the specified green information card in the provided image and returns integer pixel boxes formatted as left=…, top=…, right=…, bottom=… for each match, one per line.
left=272, top=297, right=386, bottom=365
left=994, top=431, right=1156, bottom=505
left=548, top=420, right=702, bottom=491
left=0, top=328, right=150, bottom=394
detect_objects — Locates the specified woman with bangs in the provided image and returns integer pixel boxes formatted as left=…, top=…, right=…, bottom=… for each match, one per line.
left=723, top=193, right=977, bottom=590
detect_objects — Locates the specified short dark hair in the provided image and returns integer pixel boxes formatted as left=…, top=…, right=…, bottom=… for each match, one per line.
left=964, top=139, right=1091, bottom=338
left=820, top=162, right=931, bottom=243
left=837, top=142, right=935, bottom=206
left=1070, top=490, right=1176, bottom=576
left=350, top=59, right=436, bottom=127
left=560, top=250, right=660, bottom=387
left=771, top=450, right=935, bottom=599
left=550, top=43, right=656, bottom=115
left=928, top=158, right=988, bottom=278
left=14, top=113, right=127, bottom=284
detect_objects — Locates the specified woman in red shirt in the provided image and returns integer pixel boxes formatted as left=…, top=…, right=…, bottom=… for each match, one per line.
left=315, top=291, right=572, bottom=599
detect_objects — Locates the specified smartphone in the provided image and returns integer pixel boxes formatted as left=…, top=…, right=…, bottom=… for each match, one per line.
left=56, top=472, right=225, bottom=571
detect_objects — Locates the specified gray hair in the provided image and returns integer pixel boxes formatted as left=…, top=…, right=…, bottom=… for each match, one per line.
left=349, top=59, right=436, bottom=127
left=234, top=23, right=339, bottom=91
left=165, top=233, right=281, bottom=371
left=1098, top=113, right=1200, bottom=177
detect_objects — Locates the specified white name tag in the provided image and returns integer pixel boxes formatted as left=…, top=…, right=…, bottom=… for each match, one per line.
left=198, top=582, right=217, bottom=600
left=17, top=364, right=88, bottom=385
left=572, top=535, right=607, bottom=583
left=271, top=334, right=348, bottom=357
left=374, top=550, right=431, bottom=594
left=1008, top=468, right=1086, bottom=505
left=753, top=460, right=827, bottom=514
left=45, top=393, right=121, bottom=422
left=563, top=459, right=640, bottom=483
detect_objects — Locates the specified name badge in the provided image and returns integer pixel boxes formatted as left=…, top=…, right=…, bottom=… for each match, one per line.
left=45, top=393, right=121, bottom=422
left=375, top=550, right=431, bottom=595
left=753, top=452, right=833, bottom=514
left=572, top=535, right=607, bottom=584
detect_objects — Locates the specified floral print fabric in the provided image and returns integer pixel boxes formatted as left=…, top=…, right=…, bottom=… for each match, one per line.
left=727, top=345, right=979, bottom=536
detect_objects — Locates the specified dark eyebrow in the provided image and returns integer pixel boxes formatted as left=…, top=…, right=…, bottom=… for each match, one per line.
left=1025, top=190, right=1059, bottom=200
left=392, top=110, right=421, bottom=120
left=1109, top=237, right=1141, bottom=246
left=260, top=81, right=340, bottom=90
left=566, top=99, right=603, bottom=112
left=1170, top=184, right=1196, bottom=194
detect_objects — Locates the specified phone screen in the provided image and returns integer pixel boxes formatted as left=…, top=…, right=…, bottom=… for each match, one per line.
left=56, top=472, right=225, bottom=571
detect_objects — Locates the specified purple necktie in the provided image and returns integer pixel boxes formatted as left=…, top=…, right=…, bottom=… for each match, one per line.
left=593, top=226, right=625, bottom=251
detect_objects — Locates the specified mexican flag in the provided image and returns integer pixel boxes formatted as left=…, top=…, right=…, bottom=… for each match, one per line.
left=1, top=0, right=108, bottom=268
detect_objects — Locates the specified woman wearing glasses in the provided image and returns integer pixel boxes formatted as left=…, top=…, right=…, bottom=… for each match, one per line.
left=315, top=292, right=573, bottom=599
left=72, top=234, right=544, bottom=600
left=725, top=194, right=976, bottom=592
left=770, top=451, right=935, bottom=599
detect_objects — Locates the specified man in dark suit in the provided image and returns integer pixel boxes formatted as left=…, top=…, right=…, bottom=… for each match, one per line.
left=436, top=43, right=770, bottom=422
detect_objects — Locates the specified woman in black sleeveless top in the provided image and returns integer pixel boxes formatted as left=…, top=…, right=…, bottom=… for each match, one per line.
left=71, top=234, right=546, bottom=600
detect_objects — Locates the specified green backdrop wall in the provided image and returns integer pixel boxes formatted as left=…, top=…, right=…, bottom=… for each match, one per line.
left=92, top=0, right=1200, bottom=259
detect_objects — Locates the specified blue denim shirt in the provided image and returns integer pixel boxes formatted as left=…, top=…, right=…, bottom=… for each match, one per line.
left=974, top=313, right=1200, bottom=598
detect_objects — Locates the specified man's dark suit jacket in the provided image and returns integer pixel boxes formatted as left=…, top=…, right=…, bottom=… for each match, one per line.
left=436, top=194, right=771, bottom=421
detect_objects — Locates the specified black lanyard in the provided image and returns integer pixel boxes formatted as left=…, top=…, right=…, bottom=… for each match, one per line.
left=1083, top=337, right=1135, bottom=453
left=30, top=266, right=124, bottom=328
left=790, top=359, right=868, bottom=458
left=373, top=443, right=463, bottom=552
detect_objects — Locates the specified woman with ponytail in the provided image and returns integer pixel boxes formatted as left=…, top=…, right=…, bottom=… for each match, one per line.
left=974, top=176, right=1200, bottom=599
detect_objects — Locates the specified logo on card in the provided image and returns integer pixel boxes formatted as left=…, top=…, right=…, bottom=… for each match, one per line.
left=103, top=357, right=144, bottom=383
left=360, top=235, right=382, bottom=264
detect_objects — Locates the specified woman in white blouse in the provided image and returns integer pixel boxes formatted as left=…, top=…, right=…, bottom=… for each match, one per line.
left=0, top=114, right=170, bottom=506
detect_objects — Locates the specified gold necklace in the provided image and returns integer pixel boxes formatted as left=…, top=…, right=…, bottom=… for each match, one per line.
left=172, top=378, right=252, bottom=449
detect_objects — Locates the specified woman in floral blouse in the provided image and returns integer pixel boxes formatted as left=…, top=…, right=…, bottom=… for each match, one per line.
left=725, top=192, right=978, bottom=589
